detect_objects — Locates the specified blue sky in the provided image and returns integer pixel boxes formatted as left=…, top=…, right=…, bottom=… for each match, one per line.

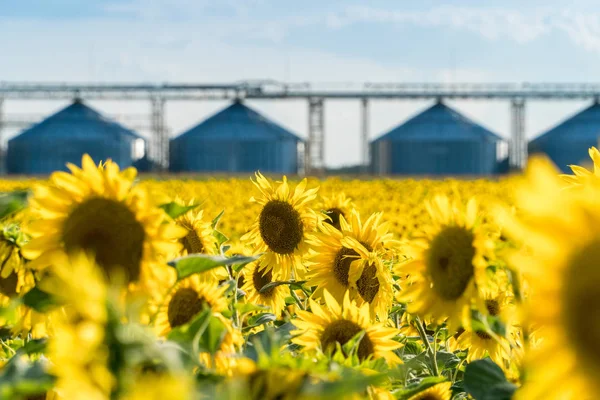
left=2, top=0, right=600, bottom=166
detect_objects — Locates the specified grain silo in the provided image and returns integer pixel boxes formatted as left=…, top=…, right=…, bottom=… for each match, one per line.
left=371, top=101, right=505, bottom=175
left=528, top=102, right=600, bottom=172
left=169, top=100, right=302, bottom=173
left=7, top=100, right=145, bottom=174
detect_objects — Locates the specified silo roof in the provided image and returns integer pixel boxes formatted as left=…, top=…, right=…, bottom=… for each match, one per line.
left=372, top=102, right=502, bottom=143
left=530, top=102, right=600, bottom=145
left=172, top=101, right=303, bottom=142
left=9, top=100, right=144, bottom=142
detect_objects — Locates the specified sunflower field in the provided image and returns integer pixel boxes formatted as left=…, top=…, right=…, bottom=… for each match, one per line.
left=0, top=149, right=597, bottom=400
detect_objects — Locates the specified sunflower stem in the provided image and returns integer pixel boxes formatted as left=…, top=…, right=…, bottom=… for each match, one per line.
left=452, top=358, right=466, bottom=383
left=508, top=267, right=530, bottom=345
left=290, top=288, right=306, bottom=311
left=414, top=317, right=440, bottom=376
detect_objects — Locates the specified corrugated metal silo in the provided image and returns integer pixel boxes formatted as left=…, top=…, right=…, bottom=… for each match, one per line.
left=7, top=100, right=144, bottom=174
left=528, top=102, right=600, bottom=172
left=169, top=101, right=302, bottom=173
left=371, top=101, right=504, bottom=175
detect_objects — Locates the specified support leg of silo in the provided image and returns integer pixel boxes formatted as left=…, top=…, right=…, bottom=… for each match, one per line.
left=510, top=98, right=526, bottom=170
left=0, top=97, right=4, bottom=174
left=307, top=98, right=325, bottom=175
left=150, top=96, right=167, bottom=170
left=361, top=98, right=370, bottom=174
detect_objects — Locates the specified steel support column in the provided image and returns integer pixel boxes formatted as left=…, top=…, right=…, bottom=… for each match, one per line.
left=361, top=98, right=370, bottom=173
left=510, top=98, right=526, bottom=169
left=150, top=97, right=168, bottom=170
left=307, top=98, right=325, bottom=175
left=0, top=97, right=4, bottom=174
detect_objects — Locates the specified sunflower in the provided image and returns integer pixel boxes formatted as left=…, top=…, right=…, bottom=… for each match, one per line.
left=177, top=202, right=218, bottom=256
left=42, top=252, right=114, bottom=400
left=318, top=192, right=355, bottom=231
left=21, top=155, right=186, bottom=288
left=407, top=381, right=452, bottom=400
left=448, top=287, right=515, bottom=366
left=292, top=291, right=401, bottom=365
left=307, top=210, right=397, bottom=319
left=0, top=224, right=33, bottom=298
left=176, top=203, right=227, bottom=282
left=506, top=157, right=600, bottom=399
left=155, top=275, right=229, bottom=336
left=241, top=172, right=319, bottom=281
left=560, top=146, right=600, bottom=186
left=241, top=260, right=287, bottom=317
left=396, top=195, right=491, bottom=331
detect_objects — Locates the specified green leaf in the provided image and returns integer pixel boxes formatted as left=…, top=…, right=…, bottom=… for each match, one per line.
left=0, top=357, right=55, bottom=398
left=243, top=322, right=296, bottom=361
left=395, top=376, right=447, bottom=400
left=246, top=312, right=276, bottom=329
left=435, top=351, right=461, bottom=370
left=168, top=254, right=260, bottom=280
left=195, top=314, right=227, bottom=355
left=234, top=303, right=270, bottom=314
left=341, top=330, right=366, bottom=359
left=21, top=287, right=58, bottom=313
left=464, top=359, right=517, bottom=400
left=0, top=191, right=29, bottom=220
left=159, top=202, right=199, bottom=219
left=213, top=229, right=228, bottom=247
left=258, top=280, right=307, bottom=294
left=20, top=339, right=47, bottom=355
left=211, top=210, right=225, bottom=229
left=403, top=340, right=422, bottom=355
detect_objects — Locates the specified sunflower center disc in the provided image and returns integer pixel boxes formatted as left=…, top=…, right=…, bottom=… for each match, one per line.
left=417, top=394, right=440, bottom=400
left=253, top=266, right=274, bottom=297
left=475, top=331, right=492, bottom=340
left=320, top=319, right=374, bottom=361
left=426, top=226, right=475, bottom=300
left=563, top=241, right=600, bottom=372
left=333, top=247, right=358, bottom=287
left=325, top=208, right=345, bottom=231
left=182, top=230, right=205, bottom=254
left=485, top=299, right=500, bottom=316
left=167, top=287, right=207, bottom=328
left=0, top=270, right=18, bottom=297
left=356, top=263, right=380, bottom=303
left=62, top=197, right=145, bottom=282
left=259, top=200, right=303, bottom=255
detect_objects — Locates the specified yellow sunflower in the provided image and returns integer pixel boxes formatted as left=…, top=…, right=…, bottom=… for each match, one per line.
left=175, top=203, right=227, bottom=282
left=155, top=275, right=229, bottom=336
left=307, top=210, right=397, bottom=319
left=0, top=225, right=33, bottom=298
left=407, top=381, right=452, bottom=400
left=241, top=172, right=319, bottom=281
left=396, top=195, right=491, bottom=331
left=241, top=260, right=287, bottom=317
left=318, top=192, right=355, bottom=231
left=448, top=287, right=515, bottom=366
left=21, top=155, right=186, bottom=287
left=177, top=202, right=219, bottom=256
left=560, top=146, right=600, bottom=186
left=507, top=157, right=600, bottom=399
left=292, top=291, right=401, bottom=365
left=41, top=252, right=114, bottom=400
